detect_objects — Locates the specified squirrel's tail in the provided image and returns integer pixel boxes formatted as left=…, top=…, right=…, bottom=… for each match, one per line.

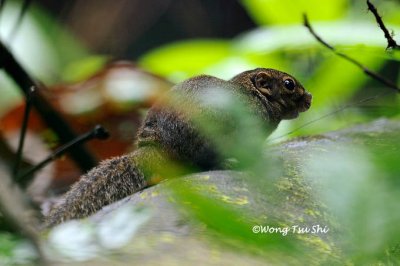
left=44, top=146, right=172, bottom=227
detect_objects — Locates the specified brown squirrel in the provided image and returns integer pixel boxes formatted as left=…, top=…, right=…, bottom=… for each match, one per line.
left=45, top=68, right=312, bottom=227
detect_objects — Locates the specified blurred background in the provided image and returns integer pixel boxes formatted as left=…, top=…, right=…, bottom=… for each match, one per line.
left=0, top=0, right=399, bottom=139
left=1, top=0, right=400, bottom=264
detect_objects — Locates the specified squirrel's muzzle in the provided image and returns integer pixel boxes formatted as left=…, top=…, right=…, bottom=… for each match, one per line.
left=298, top=91, right=312, bottom=112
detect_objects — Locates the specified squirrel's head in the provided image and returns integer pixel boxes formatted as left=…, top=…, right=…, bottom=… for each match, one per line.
left=231, top=68, right=312, bottom=120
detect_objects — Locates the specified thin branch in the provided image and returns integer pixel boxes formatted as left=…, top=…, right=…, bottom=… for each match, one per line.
left=367, top=0, right=400, bottom=50
left=274, top=15, right=400, bottom=142
left=17, top=125, right=109, bottom=187
left=0, top=132, right=32, bottom=174
left=268, top=92, right=390, bottom=141
left=303, top=13, right=400, bottom=93
left=0, top=40, right=98, bottom=172
left=13, top=86, right=34, bottom=178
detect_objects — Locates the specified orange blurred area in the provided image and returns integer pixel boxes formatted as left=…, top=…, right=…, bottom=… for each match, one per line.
left=0, top=61, right=172, bottom=192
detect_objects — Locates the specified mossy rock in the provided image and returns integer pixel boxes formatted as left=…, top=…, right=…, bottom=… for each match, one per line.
left=48, top=118, right=400, bottom=265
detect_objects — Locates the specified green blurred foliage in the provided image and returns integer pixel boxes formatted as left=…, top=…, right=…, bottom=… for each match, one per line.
left=136, top=0, right=400, bottom=264
left=138, top=1, right=400, bottom=140
left=0, top=233, right=19, bottom=259
left=305, top=133, right=400, bottom=264
left=0, top=233, right=35, bottom=265
left=1, top=0, right=400, bottom=265
left=0, top=1, right=88, bottom=116
left=139, top=40, right=232, bottom=82
left=61, top=55, right=109, bottom=83
left=161, top=80, right=340, bottom=264
left=240, top=0, right=348, bottom=25
left=169, top=181, right=304, bottom=262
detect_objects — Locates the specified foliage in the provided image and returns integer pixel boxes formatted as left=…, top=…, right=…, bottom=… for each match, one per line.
left=136, top=0, right=400, bottom=264
left=1, top=0, right=400, bottom=265
left=0, top=1, right=88, bottom=116
left=304, top=128, right=400, bottom=264
left=241, top=0, right=348, bottom=25
left=0, top=233, right=37, bottom=265
left=138, top=1, right=400, bottom=141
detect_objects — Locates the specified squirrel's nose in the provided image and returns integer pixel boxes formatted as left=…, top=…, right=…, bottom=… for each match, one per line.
left=297, top=91, right=312, bottom=112
left=305, top=91, right=312, bottom=100
left=304, top=92, right=312, bottom=109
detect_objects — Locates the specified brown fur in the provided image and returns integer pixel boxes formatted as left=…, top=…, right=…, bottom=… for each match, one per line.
left=45, top=68, right=312, bottom=227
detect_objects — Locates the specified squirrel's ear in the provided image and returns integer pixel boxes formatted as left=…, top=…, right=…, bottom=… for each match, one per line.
left=253, top=72, right=272, bottom=94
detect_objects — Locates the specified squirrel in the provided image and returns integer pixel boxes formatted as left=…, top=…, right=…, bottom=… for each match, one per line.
left=45, top=68, right=312, bottom=227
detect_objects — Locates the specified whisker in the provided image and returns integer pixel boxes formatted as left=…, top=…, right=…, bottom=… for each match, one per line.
left=268, top=92, right=391, bottom=142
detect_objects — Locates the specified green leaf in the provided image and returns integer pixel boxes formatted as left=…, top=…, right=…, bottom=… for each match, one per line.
left=0, top=233, right=19, bottom=257
left=0, top=2, right=87, bottom=115
left=62, top=55, right=109, bottom=83
left=170, top=181, right=300, bottom=255
left=138, top=40, right=231, bottom=82
left=233, top=22, right=400, bottom=54
left=304, top=135, right=400, bottom=264
left=305, top=49, right=385, bottom=110
left=240, top=0, right=348, bottom=25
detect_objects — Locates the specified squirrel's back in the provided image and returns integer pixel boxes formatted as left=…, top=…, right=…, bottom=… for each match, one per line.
left=45, top=69, right=312, bottom=226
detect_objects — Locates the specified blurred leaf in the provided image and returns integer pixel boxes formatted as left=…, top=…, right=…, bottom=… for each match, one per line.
left=368, top=1, right=400, bottom=26
left=305, top=49, right=386, bottom=110
left=190, top=88, right=268, bottom=169
left=203, top=56, right=258, bottom=80
left=138, top=22, right=400, bottom=90
left=0, top=233, right=19, bottom=258
left=304, top=132, right=400, bottom=264
left=385, top=49, right=400, bottom=62
left=0, top=2, right=87, bottom=116
left=240, top=0, right=348, bottom=25
left=1, top=62, right=171, bottom=189
left=62, top=56, right=109, bottom=83
left=29, top=5, right=88, bottom=76
left=234, top=22, right=400, bottom=54
left=138, top=40, right=231, bottom=82
left=170, top=181, right=300, bottom=256
left=236, top=22, right=400, bottom=140
left=0, top=233, right=37, bottom=265
left=47, top=205, right=150, bottom=262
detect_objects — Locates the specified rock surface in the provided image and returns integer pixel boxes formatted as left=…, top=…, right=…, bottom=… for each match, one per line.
left=49, top=118, right=400, bottom=265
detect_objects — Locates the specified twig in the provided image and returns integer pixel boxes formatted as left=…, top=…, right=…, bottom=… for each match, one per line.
left=0, top=133, right=32, bottom=175
left=273, top=15, right=400, bottom=141
left=0, top=40, right=98, bottom=173
left=17, top=125, right=109, bottom=186
left=13, top=86, right=34, bottom=178
left=268, top=92, right=390, bottom=141
left=367, top=0, right=400, bottom=50
left=303, top=13, right=400, bottom=93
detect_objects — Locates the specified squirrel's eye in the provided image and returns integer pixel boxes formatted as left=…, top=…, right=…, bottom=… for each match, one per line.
left=283, top=79, right=295, bottom=91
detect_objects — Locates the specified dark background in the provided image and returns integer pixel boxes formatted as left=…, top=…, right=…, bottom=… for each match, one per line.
left=36, top=0, right=255, bottom=58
